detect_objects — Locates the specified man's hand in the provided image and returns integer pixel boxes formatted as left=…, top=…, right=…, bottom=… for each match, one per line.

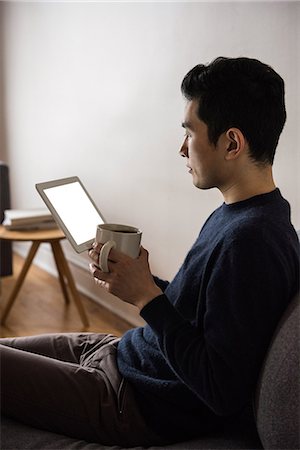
left=88, top=243, right=162, bottom=310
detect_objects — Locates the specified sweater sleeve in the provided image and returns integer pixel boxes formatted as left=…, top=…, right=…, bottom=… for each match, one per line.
left=141, top=232, right=294, bottom=416
left=153, top=275, right=169, bottom=292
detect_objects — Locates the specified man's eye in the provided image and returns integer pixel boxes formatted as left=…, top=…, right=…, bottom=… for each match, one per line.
left=184, top=132, right=191, bottom=139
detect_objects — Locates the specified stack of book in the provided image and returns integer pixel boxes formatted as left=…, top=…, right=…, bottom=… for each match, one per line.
left=2, top=208, right=58, bottom=231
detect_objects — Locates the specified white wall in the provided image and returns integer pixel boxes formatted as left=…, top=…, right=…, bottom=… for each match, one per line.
left=1, top=2, right=299, bottom=325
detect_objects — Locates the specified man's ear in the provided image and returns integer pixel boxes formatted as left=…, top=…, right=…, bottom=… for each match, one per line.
left=224, top=128, right=245, bottom=160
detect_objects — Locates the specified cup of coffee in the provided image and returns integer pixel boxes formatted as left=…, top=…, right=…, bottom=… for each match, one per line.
left=96, top=223, right=142, bottom=272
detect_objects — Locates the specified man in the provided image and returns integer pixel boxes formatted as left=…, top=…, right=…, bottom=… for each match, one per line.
left=1, top=57, right=299, bottom=446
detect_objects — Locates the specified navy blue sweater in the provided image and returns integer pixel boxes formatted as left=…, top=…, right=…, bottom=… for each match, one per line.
left=117, top=189, right=300, bottom=441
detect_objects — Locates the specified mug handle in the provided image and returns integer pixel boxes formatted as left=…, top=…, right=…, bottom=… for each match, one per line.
left=98, top=240, right=116, bottom=272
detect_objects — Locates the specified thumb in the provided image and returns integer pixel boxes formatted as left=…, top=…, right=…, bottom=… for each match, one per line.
left=139, top=246, right=149, bottom=260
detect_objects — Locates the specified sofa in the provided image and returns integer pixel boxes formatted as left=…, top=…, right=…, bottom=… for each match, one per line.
left=1, top=288, right=299, bottom=450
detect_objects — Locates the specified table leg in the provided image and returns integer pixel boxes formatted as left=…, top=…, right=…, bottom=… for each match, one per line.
left=51, top=242, right=70, bottom=304
left=1, top=241, right=40, bottom=325
left=51, top=241, right=89, bottom=328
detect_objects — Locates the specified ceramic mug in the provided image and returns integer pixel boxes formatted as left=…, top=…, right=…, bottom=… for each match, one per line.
left=96, top=223, right=142, bottom=272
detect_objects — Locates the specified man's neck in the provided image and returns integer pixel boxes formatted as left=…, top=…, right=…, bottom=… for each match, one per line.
left=221, top=165, right=276, bottom=204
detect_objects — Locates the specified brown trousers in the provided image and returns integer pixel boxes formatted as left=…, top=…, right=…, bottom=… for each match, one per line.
left=0, top=333, right=163, bottom=446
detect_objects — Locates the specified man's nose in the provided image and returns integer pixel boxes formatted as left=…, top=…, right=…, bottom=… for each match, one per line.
left=179, top=137, right=188, bottom=158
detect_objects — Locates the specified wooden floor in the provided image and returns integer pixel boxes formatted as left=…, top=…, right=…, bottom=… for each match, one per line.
left=0, top=253, right=133, bottom=338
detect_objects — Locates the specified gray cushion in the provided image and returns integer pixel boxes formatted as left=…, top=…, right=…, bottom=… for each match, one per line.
left=0, top=415, right=262, bottom=449
left=255, top=291, right=300, bottom=449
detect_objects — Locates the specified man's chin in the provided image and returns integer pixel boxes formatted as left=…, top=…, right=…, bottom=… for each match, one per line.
left=193, top=179, right=214, bottom=190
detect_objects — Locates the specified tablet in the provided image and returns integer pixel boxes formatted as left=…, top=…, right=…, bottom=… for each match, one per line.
left=36, top=176, right=105, bottom=253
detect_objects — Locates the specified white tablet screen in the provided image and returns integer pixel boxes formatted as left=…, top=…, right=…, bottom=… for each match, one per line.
left=44, top=181, right=104, bottom=245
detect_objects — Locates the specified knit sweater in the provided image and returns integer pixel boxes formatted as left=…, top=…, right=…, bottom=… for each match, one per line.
left=117, top=189, right=300, bottom=442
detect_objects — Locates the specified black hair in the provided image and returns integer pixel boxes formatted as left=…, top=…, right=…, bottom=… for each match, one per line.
left=181, top=57, right=286, bottom=164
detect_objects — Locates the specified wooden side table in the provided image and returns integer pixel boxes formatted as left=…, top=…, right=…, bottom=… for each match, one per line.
left=0, top=225, right=89, bottom=327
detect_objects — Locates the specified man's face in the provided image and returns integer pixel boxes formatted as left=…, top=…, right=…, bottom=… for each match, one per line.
left=180, top=100, right=226, bottom=190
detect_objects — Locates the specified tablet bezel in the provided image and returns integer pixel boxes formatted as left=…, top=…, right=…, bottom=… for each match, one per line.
left=36, top=176, right=106, bottom=253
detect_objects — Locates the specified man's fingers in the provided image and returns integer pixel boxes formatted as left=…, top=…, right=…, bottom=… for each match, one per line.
left=89, top=263, right=111, bottom=281
left=89, top=244, right=130, bottom=264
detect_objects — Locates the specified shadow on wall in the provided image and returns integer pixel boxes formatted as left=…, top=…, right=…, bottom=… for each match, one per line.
left=0, top=2, right=8, bottom=163
left=0, top=3, right=13, bottom=276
